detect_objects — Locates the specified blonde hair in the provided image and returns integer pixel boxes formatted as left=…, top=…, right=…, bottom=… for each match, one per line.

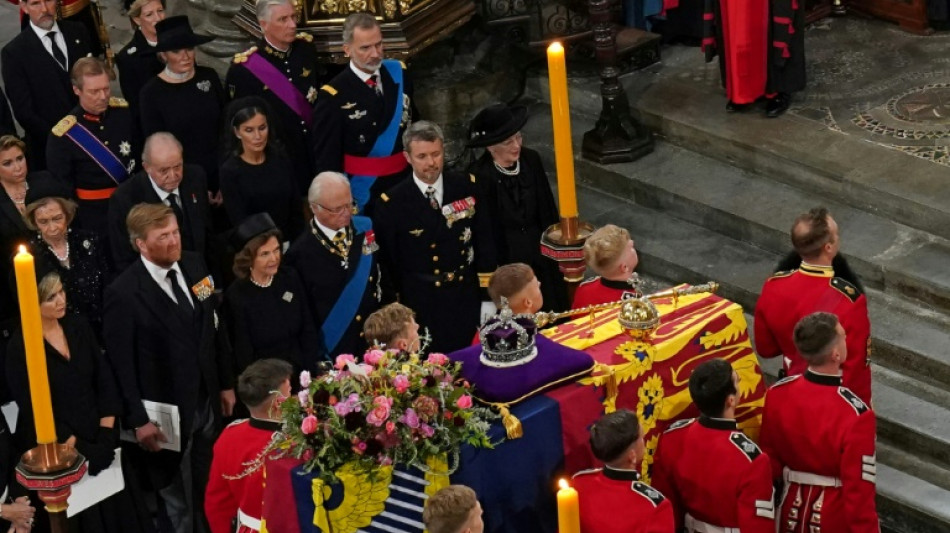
left=23, top=197, right=78, bottom=231
left=487, top=263, right=534, bottom=308
left=423, top=485, right=479, bottom=533
left=37, top=271, right=63, bottom=303
left=363, top=303, right=415, bottom=348
left=126, top=203, right=175, bottom=250
left=583, top=224, right=631, bottom=276
left=129, top=0, right=162, bottom=19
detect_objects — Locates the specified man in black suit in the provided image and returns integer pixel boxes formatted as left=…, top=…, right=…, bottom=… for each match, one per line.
left=0, top=88, right=15, bottom=138
left=103, top=203, right=234, bottom=533
left=108, top=132, right=212, bottom=272
left=309, top=12, right=417, bottom=213
left=1, top=0, right=93, bottom=169
left=284, top=171, right=384, bottom=358
left=373, top=121, right=495, bottom=353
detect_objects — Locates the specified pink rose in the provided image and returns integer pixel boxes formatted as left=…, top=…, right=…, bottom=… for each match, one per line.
left=300, top=415, right=318, bottom=435
left=386, top=421, right=396, bottom=434
left=399, top=408, right=420, bottom=429
left=427, top=353, right=449, bottom=366
left=335, top=353, right=356, bottom=370
left=364, top=349, right=386, bottom=366
left=419, top=423, right=435, bottom=438
left=392, top=374, right=410, bottom=394
left=297, top=390, right=309, bottom=407
left=299, top=370, right=312, bottom=388
left=366, top=396, right=394, bottom=426
left=455, top=395, right=473, bottom=409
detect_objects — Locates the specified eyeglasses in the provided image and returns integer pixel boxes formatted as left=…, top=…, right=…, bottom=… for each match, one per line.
left=314, top=201, right=356, bottom=215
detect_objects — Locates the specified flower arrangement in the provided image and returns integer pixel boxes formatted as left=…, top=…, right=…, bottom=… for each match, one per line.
left=269, top=348, right=496, bottom=483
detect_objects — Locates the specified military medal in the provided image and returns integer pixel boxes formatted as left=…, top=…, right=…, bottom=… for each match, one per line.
left=441, top=196, right=476, bottom=228
left=362, top=229, right=379, bottom=255
left=191, top=275, right=215, bottom=301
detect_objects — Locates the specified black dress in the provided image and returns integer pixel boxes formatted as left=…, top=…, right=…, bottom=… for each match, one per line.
left=115, top=30, right=163, bottom=137
left=29, top=229, right=110, bottom=339
left=470, top=147, right=569, bottom=312
left=139, top=67, right=225, bottom=192
left=223, top=268, right=324, bottom=378
left=6, top=315, right=151, bottom=533
left=219, top=150, right=304, bottom=241
left=0, top=176, right=34, bottom=340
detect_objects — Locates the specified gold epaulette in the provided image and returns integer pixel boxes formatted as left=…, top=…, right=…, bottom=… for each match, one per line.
left=469, top=173, right=476, bottom=183
left=233, top=46, right=258, bottom=64
left=830, top=277, right=862, bottom=303
left=398, top=60, right=407, bottom=69
left=108, top=96, right=128, bottom=108
left=51, top=115, right=77, bottom=137
left=478, top=272, right=492, bottom=289
left=320, top=84, right=337, bottom=96
left=380, top=193, right=390, bottom=202
left=295, top=32, right=313, bottom=43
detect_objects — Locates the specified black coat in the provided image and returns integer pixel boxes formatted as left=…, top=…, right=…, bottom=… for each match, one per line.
left=0, top=172, right=38, bottom=335
left=1, top=21, right=92, bottom=166
left=107, top=167, right=212, bottom=272
left=373, top=170, right=495, bottom=353
left=0, top=86, right=15, bottom=138
left=115, top=30, right=164, bottom=135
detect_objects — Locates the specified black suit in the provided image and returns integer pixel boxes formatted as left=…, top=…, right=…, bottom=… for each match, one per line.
left=0, top=86, right=15, bottom=137
left=0, top=171, right=49, bottom=339
left=1, top=21, right=92, bottom=168
left=107, top=167, right=212, bottom=272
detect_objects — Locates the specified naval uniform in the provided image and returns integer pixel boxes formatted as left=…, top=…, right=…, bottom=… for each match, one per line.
left=754, top=262, right=872, bottom=404
left=205, top=417, right=281, bottom=533
left=283, top=218, right=383, bottom=358
left=573, top=466, right=675, bottom=533
left=373, top=170, right=494, bottom=353
left=226, top=34, right=331, bottom=194
left=572, top=276, right=641, bottom=309
left=651, top=416, right=776, bottom=533
left=759, top=371, right=879, bottom=533
left=310, top=61, right=416, bottom=212
left=46, top=98, right=139, bottom=241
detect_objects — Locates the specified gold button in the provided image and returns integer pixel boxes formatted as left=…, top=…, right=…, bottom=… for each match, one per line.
left=104, top=141, right=109, bottom=145
left=356, top=315, right=362, bottom=321
left=99, top=126, right=104, bottom=130
left=430, top=243, right=436, bottom=249
left=434, top=269, right=440, bottom=274
left=459, top=275, right=464, bottom=281
left=435, top=281, right=441, bottom=287
left=432, top=256, right=438, bottom=261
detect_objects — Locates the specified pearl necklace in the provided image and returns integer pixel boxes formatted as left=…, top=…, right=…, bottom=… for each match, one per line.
left=250, top=275, right=274, bottom=288
left=5, top=182, right=27, bottom=205
left=163, top=67, right=193, bottom=81
left=49, top=240, right=69, bottom=263
left=493, top=160, right=520, bottom=176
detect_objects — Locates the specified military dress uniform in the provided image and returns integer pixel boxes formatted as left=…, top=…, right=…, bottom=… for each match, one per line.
left=46, top=98, right=139, bottom=241
left=651, top=416, right=776, bottom=533
left=310, top=61, right=416, bottom=211
left=759, top=371, right=879, bottom=533
left=572, top=276, right=641, bottom=309
left=227, top=34, right=330, bottom=194
left=373, top=171, right=494, bottom=353
left=573, top=466, right=675, bottom=533
left=205, top=417, right=280, bottom=533
left=283, top=218, right=383, bottom=358
left=754, top=263, right=872, bottom=403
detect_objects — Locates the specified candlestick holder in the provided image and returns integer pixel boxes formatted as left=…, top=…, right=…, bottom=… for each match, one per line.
left=581, top=0, right=653, bottom=164
left=832, top=0, right=847, bottom=16
left=541, top=218, right=595, bottom=300
left=16, top=443, right=87, bottom=533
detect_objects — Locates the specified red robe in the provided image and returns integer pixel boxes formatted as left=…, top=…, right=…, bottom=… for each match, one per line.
left=572, top=277, right=640, bottom=309
left=702, top=0, right=769, bottom=104
left=573, top=466, right=675, bottom=533
left=759, top=371, right=879, bottom=533
left=753, top=263, right=872, bottom=404
left=205, top=418, right=280, bottom=533
left=651, top=416, right=776, bottom=532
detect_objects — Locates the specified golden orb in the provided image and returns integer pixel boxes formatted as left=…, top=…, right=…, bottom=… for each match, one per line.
left=618, top=297, right=660, bottom=340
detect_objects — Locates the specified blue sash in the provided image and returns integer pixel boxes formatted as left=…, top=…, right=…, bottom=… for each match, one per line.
left=63, top=121, right=129, bottom=185
left=321, top=216, right=373, bottom=354
left=350, top=59, right=405, bottom=211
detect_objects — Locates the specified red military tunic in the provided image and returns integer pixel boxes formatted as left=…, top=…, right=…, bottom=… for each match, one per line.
left=205, top=418, right=280, bottom=533
left=759, top=371, right=879, bottom=533
left=651, top=416, right=776, bottom=533
left=753, top=263, right=872, bottom=404
left=573, top=466, right=675, bottom=533
left=572, top=277, right=640, bottom=309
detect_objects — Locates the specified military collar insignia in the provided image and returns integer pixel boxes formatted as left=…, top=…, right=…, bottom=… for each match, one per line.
left=83, top=112, right=101, bottom=123
left=442, top=196, right=476, bottom=228
left=262, top=43, right=288, bottom=59
left=799, top=262, right=834, bottom=278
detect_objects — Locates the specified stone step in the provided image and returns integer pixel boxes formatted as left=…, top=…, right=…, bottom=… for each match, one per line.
left=873, top=366, right=950, bottom=472
left=876, top=462, right=950, bottom=533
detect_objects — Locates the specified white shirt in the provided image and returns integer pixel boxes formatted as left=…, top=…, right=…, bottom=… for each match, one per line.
left=141, top=256, right=193, bottom=306
left=413, top=174, right=443, bottom=206
left=30, top=21, right=67, bottom=67
left=349, top=61, right=382, bottom=95
left=313, top=217, right=345, bottom=242
left=148, top=177, right=182, bottom=207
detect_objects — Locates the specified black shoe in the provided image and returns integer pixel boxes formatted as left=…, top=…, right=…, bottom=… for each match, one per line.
left=726, top=100, right=751, bottom=113
left=766, top=93, right=791, bottom=118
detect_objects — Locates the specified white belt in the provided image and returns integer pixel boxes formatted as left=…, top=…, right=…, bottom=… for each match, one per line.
left=237, top=509, right=261, bottom=531
left=784, top=467, right=842, bottom=488
left=684, top=513, right=738, bottom=533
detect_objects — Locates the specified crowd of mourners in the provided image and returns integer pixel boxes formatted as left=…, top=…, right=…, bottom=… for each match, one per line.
left=0, top=0, right=879, bottom=530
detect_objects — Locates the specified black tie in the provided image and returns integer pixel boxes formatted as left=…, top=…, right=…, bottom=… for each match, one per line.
left=46, top=31, right=66, bottom=70
left=166, top=269, right=194, bottom=317
left=425, top=186, right=439, bottom=210
left=167, top=192, right=186, bottom=226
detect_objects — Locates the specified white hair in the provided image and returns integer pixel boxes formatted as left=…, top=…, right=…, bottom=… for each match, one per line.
left=307, top=171, right=350, bottom=205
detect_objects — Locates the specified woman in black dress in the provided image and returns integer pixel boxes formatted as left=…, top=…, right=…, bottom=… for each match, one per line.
left=467, top=103, right=569, bottom=311
left=224, top=213, right=323, bottom=383
left=0, top=136, right=37, bottom=338
left=139, top=16, right=225, bottom=201
left=6, top=272, right=148, bottom=533
left=115, top=0, right=166, bottom=130
left=22, top=175, right=110, bottom=338
left=220, top=97, right=304, bottom=242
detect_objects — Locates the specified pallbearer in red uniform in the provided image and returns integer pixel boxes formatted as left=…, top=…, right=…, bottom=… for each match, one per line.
left=759, top=312, right=879, bottom=533
left=573, top=409, right=675, bottom=533
left=572, top=224, right=641, bottom=309
left=651, top=358, right=775, bottom=533
left=205, top=359, right=293, bottom=533
left=754, top=207, right=872, bottom=403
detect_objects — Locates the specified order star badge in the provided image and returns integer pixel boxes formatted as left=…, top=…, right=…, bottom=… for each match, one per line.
left=119, top=141, right=131, bottom=156
left=307, top=86, right=317, bottom=103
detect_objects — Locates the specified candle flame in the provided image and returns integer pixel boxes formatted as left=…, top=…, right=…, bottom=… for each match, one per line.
left=558, top=478, right=569, bottom=490
left=18, top=244, right=26, bottom=254
left=548, top=41, right=564, bottom=54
